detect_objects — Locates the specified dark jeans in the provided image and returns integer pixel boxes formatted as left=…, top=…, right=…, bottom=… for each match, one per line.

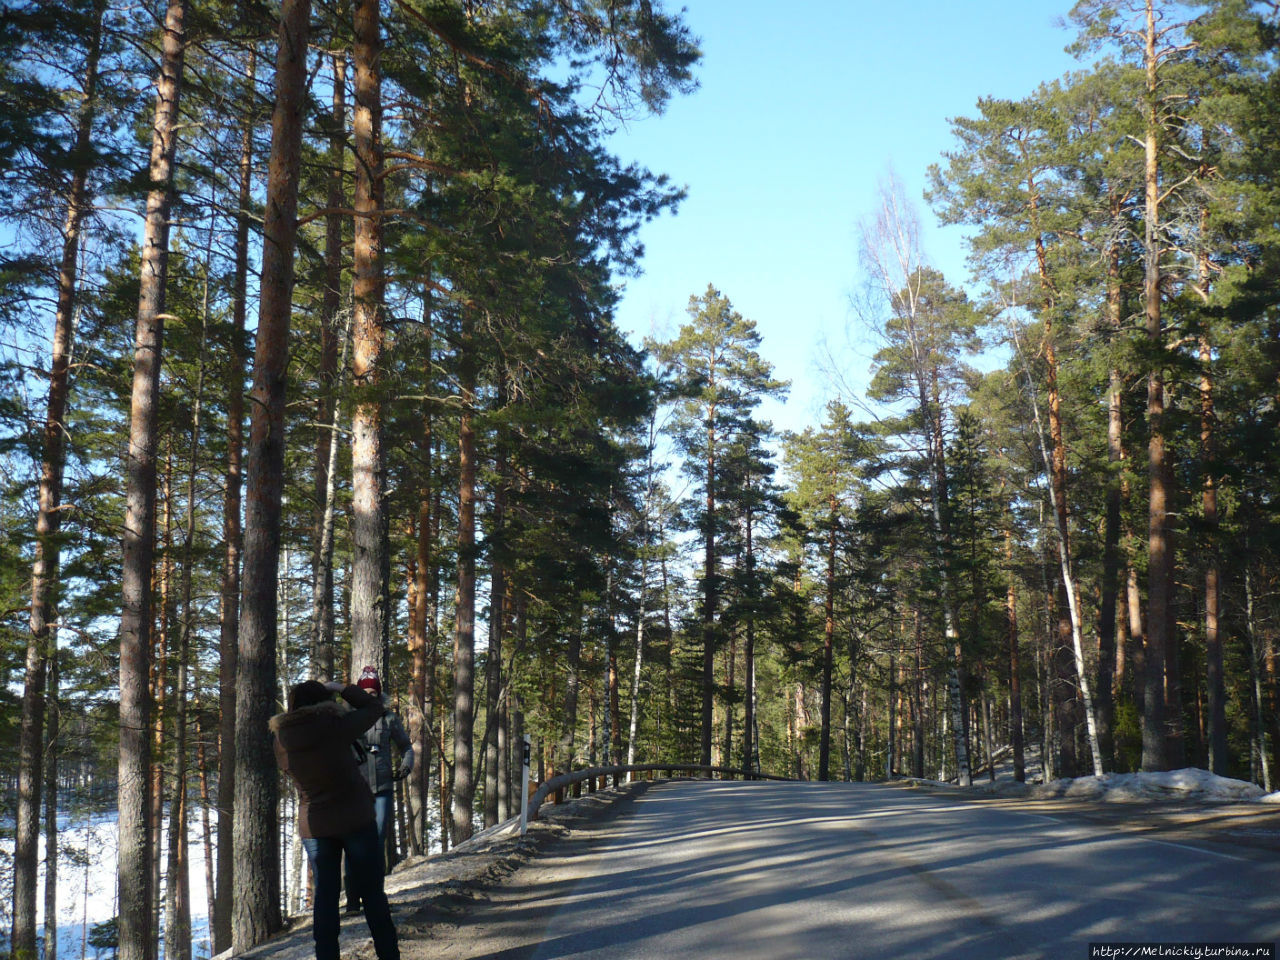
left=303, top=820, right=399, bottom=960
left=345, top=791, right=392, bottom=903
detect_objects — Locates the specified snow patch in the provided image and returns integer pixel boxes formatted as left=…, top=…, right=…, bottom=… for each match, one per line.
left=926, top=766, right=1269, bottom=803
left=1039, top=768, right=1266, bottom=803
left=1, top=810, right=213, bottom=960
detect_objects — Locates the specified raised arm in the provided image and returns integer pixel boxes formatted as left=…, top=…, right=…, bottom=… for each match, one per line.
left=331, top=681, right=386, bottom=741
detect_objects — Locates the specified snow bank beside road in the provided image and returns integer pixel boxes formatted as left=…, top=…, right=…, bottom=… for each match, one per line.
left=913, top=766, right=1276, bottom=803
left=1032, top=767, right=1267, bottom=802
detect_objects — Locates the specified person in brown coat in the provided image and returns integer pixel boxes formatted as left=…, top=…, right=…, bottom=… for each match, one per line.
left=272, top=679, right=400, bottom=960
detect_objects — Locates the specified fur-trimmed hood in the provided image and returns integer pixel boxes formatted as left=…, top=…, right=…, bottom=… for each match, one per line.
left=270, top=698, right=342, bottom=734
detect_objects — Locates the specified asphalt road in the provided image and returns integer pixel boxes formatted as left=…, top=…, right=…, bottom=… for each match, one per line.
left=404, top=780, right=1280, bottom=960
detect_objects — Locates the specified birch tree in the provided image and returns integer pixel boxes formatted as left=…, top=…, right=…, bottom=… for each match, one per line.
left=860, top=176, right=981, bottom=786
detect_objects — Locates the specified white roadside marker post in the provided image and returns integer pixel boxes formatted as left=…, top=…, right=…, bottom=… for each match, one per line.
left=519, top=734, right=532, bottom=836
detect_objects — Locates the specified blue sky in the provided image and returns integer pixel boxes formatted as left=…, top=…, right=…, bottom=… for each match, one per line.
left=607, top=0, right=1085, bottom=434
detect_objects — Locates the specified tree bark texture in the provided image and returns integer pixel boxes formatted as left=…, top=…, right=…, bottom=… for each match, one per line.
left=1201, top=333, right=1227, bottom=774
left=1005, top=531, right=1026, bottom=782
left=483, top=559, right=505, bottom=829
left=407, top=348, right=434, bottom=854
left=14, top=5, right=104, bottom=956
left=818, top=498, right=836, bottom=781
left=350, top=0, right=388, bottom=678
left=1097, top=239, right=1125, bottom=765
left=214, top=47, right=254, bottom=954
left=452, top=350, right=477, bottom=843
left=232, top=1, right=311, bottom=949
left=119, top=5, right=187, bottom=959
left=311, top=48, right=346, bottom=682
left=1141, top=0, right=1179, bottom=772
left=701, top=416, right=717, bottom=768
left=165, top=268, right=207, bottom=960
left=41, top=654, right=59, bottom=960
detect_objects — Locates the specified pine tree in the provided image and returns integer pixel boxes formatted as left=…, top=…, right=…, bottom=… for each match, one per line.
left=233, top=0, right=312, bottom=949
left=118, top=5, right=188, bottom=958
left=782, top=402, right=870, bottom=781
left=652, top=287, right=787, bottom=767
left=9, top=3, right=108, bottom=956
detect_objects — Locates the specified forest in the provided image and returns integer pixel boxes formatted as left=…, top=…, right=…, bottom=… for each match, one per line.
left=1, top=0, right=1279, bottom=959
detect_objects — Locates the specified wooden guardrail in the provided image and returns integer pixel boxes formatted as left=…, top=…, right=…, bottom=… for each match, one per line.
left=525, top=763, right=793, bottom=824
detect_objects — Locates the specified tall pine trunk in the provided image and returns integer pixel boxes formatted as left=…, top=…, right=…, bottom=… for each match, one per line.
left=213, top=47, right=254, bottom=954
left=1097, top=238, right=1125, bottom=765
left=42, top=655, right=59, bottom=960
left=1005, top=530, right=1025, bottom=783
left=558, top=621, right=583, bottom=778
left=119, top=5, right=187, bottom=959
left=818, top=496, right=836, bottom=781
left=14, top=5, right=104, bottom=956
left=350, top=0, right=388, bottom=678
left=924, top=386, right=970, bottom=786
left=407, top=318, right=435, bottom=853
left=1141, top=0, right=1179, bottom=771
left=165, top=263, right=209, bottom=960
left=311, top=48, right=347, bottom=682
left=701, top=415, right=717, bottom=768
left=482, top=455, right=506, bottom=829
left=1197, top=226, right=1227, bottom=774
left=481, top=570, right=504, bottom=827
left=232, top=1, right=311, bottom=949
left=151, top=459, right=171, bottom=960
left=742, top=508, right=756, bottom=775
left=1029, top=183, right=1102, bottom=776
left=452, top=322, right=477, bottom=843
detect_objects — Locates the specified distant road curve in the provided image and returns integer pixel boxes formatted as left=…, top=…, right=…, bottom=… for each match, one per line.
left=403, top=780, right=1280, bottom=960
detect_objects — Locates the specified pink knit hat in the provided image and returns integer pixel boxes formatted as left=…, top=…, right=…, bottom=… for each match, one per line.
left=357, top=665, right=381, bottom=696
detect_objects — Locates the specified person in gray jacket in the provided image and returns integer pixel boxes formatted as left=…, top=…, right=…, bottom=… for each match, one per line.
left=345, top=666, right=414, bottom=912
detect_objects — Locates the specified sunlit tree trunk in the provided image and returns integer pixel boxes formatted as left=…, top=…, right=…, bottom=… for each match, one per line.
left=1141, top=0, right=1180, bottom=771
left=818, top=494, right=836, bottom=781
left=165, top=263, right=208, bottom=960
left=702, top=411, right=717, bottom=768
left=232, top=0, right=312, bottom=949
left=741, top=509, right=755, bottom=776
left=119, top=5, right=187, bottom=959
left=1005, top=530, right=1025, bottom=783
left=15, top=5, right=104, bottom=955
left=350, top=0, right=388, bottom=678
left=1097, top=239, right=1125, bottom=766
left=311, top=46, right=347, bottom=682
left=1196, top=226, right=1227, bottom=775
left=482, top=532, right=505, bottom=829
left=452, top=314, right=477, bottom=842
left=408, top=345, right=434, bottom=853
left=41, top=652, right=59, bottom=960
left=213, top=46, right=254, bottom=954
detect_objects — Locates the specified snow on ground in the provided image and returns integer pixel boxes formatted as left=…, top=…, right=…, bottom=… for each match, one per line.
left=1026, top=767, right=1269, bottom=802
left=0, top=810, right=213, bottom=960
left=913, top=765, right=1277, bottom=803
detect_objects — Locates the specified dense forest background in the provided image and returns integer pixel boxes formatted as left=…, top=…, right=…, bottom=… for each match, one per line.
left=2, top=1, right=1279, bottom=959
